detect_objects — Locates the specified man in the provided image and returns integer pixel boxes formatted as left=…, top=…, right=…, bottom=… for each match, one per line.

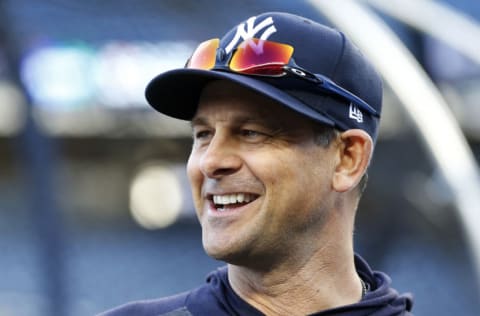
left=101, top=12, right=413, bottom=316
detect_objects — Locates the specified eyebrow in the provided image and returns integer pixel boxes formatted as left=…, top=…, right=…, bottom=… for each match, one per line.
left=190, top=115, right=275, bottom=129
left=190, top=117, right=208, bottom=128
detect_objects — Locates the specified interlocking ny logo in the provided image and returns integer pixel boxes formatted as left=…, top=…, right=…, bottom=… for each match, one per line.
left=225, top=16, right=277, bottom=54
left=349, top=103, right=364, bottom=123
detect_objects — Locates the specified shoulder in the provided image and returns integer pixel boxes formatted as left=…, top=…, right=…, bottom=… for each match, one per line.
left=97, top=291, right=191, bottom=316
left=97, top=267, right=230, bottom=316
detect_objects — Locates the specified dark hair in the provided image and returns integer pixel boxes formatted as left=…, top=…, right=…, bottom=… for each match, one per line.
left=312, top=124, right=368, bottom=197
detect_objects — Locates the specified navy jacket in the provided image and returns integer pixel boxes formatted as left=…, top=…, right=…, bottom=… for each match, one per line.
left=99, top=255, right=413, bottom=316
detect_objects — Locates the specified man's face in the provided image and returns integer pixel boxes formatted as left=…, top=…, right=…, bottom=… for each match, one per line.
left=187, top=81, right=339, bottom=268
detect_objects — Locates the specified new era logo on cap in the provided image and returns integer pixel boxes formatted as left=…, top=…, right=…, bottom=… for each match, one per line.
left=349, top=103, right=363, bottom=123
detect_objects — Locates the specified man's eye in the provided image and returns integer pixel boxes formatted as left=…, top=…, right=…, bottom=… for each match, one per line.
left=194, top=130, right=211, bottom=139
left=241, top=129, right=268, bottom=139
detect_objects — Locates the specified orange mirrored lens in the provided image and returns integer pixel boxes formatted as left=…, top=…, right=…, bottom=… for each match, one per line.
left=230, top=38, right=294, bottom=74
left=187, top=38, right=219, bottom=70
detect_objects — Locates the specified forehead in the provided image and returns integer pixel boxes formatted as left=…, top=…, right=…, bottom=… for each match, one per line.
left=195, top=80, right=309, bottom=126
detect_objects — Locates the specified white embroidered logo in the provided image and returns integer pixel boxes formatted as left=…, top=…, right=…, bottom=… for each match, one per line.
left=349, top=103, right=364, bottom=123
left=225, top=16, right=277, bottom=54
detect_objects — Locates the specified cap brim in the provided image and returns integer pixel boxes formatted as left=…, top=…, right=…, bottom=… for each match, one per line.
left=145, top=68, right=334, bottom=127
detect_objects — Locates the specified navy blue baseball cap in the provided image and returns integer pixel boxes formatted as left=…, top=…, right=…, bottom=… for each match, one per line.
left=145, top=12, right=383, bottom=141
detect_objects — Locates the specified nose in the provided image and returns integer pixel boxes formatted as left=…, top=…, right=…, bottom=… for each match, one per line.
left=199, top=134, right=242, bottom=179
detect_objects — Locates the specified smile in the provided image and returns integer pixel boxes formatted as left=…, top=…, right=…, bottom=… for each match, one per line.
left=210, top=193, right=259, bottom=212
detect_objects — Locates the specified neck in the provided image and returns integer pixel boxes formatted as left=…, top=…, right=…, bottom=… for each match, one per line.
left=227, top=214, right=362, bottom=316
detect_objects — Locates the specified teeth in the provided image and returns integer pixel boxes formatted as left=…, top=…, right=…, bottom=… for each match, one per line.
left=237, top=193, right=244, bottom=203
left=212, top=193, right=255, bottom=206
left=222, top=196, right=229, bottom=204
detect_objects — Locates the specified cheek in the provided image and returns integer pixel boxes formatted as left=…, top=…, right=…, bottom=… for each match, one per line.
left=271, top=149, right=333, bottom=203
left=245, top=152, right=302, bottom=203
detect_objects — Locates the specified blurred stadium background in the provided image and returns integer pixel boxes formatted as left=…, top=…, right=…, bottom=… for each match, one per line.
left=0, top=0, right=479, bottom=315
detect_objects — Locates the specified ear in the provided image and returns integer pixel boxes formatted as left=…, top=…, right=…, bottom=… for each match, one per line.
left=332, top=129, right=373, bottom=193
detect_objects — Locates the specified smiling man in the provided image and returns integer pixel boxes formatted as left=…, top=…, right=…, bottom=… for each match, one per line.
left=100, top=12, right=413, bottom=316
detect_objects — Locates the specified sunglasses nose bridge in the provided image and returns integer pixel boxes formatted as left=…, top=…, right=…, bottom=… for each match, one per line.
left=216, top=47, right=227, bottom=63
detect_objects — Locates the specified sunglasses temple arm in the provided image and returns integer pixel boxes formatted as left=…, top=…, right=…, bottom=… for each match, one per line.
left=323, top=80, right=379, bottom=117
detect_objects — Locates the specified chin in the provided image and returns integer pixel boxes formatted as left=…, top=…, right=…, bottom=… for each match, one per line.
left=203, top=240, right=246, bottom=264
left=203, top=240, right=233, bottom=261
left=203, top=243, right=269, bottom=270
left=201, top=227, right=267, bottom=266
